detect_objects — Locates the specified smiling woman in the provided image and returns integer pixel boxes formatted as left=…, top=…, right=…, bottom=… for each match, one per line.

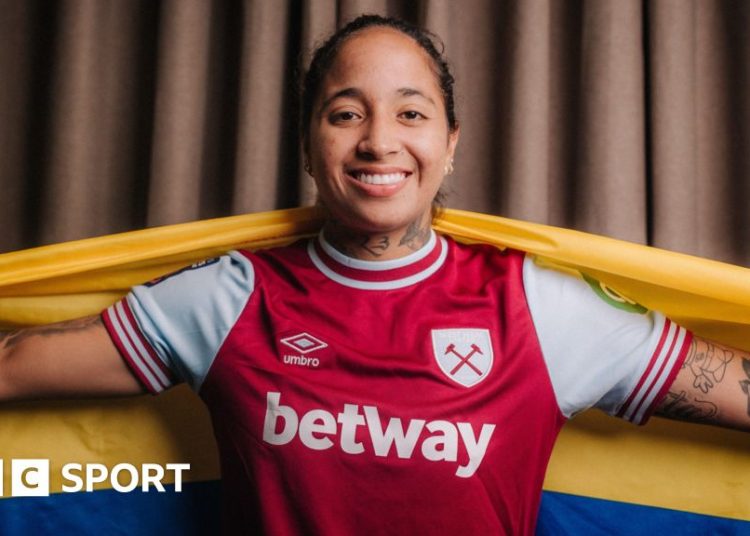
left=1, top=12, right=750, bottom=536
left=302, top=18, right=459, bottom=259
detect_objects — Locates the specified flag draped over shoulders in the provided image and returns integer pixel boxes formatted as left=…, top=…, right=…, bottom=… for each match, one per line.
left=0, top=207, right=748, bottom=534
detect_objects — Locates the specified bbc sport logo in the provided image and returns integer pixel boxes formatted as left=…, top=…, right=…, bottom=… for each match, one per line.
left=0, top=459, right=190, bottom=497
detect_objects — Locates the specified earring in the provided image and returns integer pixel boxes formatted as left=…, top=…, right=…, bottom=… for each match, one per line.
left=444, top=158, right=454, bottom=176
left=304, top=161, right=313, bottom=176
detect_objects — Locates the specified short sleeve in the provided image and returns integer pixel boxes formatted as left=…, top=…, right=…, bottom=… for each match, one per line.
left=102, top=251, right=255, bottom=394
left=523, top=255, right=692, bottom=425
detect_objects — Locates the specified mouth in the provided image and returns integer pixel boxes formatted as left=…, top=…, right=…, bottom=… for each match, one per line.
left=350, top=171, right=409, bottom=185
left=343, top=167, right=413, bottom=198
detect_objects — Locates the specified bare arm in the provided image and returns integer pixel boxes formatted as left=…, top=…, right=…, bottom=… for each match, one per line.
left=655, top=336, right=750, bottom=431
left=0, top=315, right=145, bottom=401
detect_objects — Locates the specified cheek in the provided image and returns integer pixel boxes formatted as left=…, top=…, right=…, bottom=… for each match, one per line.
left=311, top=138, right=348, bottom=195
left=315, top=135, right=350, bottom=169
left=411, top=136, right=450, bottom=171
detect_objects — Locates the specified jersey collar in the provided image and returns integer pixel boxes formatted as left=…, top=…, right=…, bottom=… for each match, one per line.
left=307, top=230, right=448, bottom=290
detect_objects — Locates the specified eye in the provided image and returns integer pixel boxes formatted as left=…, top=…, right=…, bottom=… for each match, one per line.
left=399, top=110, right=426, bottom=121
left=330, top=110, right=361, bottom=123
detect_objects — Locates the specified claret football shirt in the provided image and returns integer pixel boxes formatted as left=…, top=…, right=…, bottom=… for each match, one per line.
left=103, top=230, right=691, bottom=535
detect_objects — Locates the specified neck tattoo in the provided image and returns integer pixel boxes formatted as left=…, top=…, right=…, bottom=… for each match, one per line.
left=324, top=215, right=432, bottom=261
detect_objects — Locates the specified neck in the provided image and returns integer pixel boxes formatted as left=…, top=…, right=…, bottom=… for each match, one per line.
left=322, top=214, right=433, bottom=261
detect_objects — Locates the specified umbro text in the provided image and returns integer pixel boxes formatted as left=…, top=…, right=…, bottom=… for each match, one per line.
left=262, top=392, right=495, bottom=478
left=283, top=355, right=320, bottom=367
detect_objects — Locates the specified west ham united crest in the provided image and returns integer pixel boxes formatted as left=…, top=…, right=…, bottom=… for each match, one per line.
left=431, top=329, right=494, bottom=387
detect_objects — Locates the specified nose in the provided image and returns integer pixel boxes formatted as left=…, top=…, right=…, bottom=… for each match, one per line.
left=356, top=114, right=402, bottom=159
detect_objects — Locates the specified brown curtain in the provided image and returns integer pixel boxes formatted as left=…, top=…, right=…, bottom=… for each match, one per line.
left=1, top=0, right=748, bottom=265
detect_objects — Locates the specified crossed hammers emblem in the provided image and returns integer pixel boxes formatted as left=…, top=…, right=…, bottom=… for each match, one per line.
left=445, top=343, right=484, bottom=376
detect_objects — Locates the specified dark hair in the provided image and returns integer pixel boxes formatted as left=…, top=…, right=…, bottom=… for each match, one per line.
left=300, top=14, right=458, bottom=150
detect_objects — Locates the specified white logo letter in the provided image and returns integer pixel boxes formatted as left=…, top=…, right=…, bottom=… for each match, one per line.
left=61, top=463, right=84, bottom=492
left=111, top=464, right=139, bottom=493
left=166, top=463, right=190, bottom=492
left=86, top=463, right=108, bottom=492
left=364, top=407, right=425, bottom=459
left=299, top=410, right=337, bottom=450
left=263, top=392, right=299, bottom=445
left=12, top=459, right=50, bottom=497
left=421, top=420, right=458, bottom=462
left=456, top=423, right=495, bottom=478
left=141, top=463, right=166, bottom=492
left=337, top=404, right=365, bottom=454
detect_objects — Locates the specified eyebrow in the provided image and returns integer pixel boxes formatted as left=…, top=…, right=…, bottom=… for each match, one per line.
left=320, top=87, right=363, bottom=113
left=319, top=86, right=436, bottom=113
left=397, top=87, right=436, bottom=106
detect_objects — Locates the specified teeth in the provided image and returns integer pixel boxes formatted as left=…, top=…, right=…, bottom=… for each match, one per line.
left=354, top=172, right=406, bottom=185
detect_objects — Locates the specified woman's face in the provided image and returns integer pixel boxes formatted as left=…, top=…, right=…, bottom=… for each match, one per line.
left=307, top=27, right=459, bottom=236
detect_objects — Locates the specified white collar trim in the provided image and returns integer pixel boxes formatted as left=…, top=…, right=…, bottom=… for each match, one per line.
left=318, top=229, right=437, bottom=271
left=308, top=234, right=448, bottom=290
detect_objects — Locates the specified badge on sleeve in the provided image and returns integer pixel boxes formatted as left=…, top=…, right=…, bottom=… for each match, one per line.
left=431, top=329, right=494, bottom=387
left=144, top=258, right=220, bottom=287
left=581, top=273, right=647, bottom=314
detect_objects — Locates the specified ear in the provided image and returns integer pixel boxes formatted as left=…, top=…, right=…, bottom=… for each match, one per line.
left=301, top=141, right=312, bottom=176
left=447, top=125, right=460, bottom=161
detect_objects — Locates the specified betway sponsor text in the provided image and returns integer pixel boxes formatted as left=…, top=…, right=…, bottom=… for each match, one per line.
left=262, top=392, right=495, bottom=477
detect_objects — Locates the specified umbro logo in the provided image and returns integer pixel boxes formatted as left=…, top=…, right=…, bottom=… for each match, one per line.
left=278, top=332, right=330, bottom=369
left=280, top=333, right=328, bottom=354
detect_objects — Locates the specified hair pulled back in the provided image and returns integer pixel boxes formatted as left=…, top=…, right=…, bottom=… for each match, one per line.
left=300, top=14, right=458, bottom=149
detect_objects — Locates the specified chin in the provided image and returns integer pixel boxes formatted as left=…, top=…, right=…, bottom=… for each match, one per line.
left=322, top=194, right=428, bottom=234
left=333, top=210, right=399, bottom=235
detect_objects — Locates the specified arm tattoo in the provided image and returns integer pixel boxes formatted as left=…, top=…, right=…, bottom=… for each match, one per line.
left=0, top=316, right=102, bottom=350
left=682, top=338, right=733, bottom=394
left=399, top=218, right=431, bottom=251
left=739, top=359, right=750, bottom=418
left=659, top=390, right=718, bottom=422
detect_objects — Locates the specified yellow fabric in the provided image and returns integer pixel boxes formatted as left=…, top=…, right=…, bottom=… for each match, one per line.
left=0, top=207, right=748, bottom=518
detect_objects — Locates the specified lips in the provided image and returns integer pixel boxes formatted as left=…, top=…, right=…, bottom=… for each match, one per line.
left=353, top=172, right=407, bottom=185
left=345, top=168, right=412, bottom=197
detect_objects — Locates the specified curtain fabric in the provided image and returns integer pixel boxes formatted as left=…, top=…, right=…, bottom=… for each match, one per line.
left=1, top=0, right=748, bottom=262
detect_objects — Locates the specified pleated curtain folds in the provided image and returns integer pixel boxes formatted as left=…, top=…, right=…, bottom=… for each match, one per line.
left=1, top=0, right=748, bottom=264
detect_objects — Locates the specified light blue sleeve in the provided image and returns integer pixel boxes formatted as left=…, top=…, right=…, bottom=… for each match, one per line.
left=105, top=251, right=255, bottom=393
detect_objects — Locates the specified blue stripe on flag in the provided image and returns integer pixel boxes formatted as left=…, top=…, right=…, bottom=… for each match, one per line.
left=538, top=490, right=750, bottom=535
left=0, top=481, right=220, bottom=535
left=3, top=482, right=749, bottom=534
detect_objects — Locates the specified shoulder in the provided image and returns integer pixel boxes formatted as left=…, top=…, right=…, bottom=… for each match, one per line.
left=239, top=239, right=310, bottom=268
left=238, top=239, right=316, bottom=287
left=112, top=249, right=263, bottom=393
left=134, top=250, right=256, bottom=300
left=521, top=255, right=689, bottom=423
left=441, top=234, right=525, bottom=270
